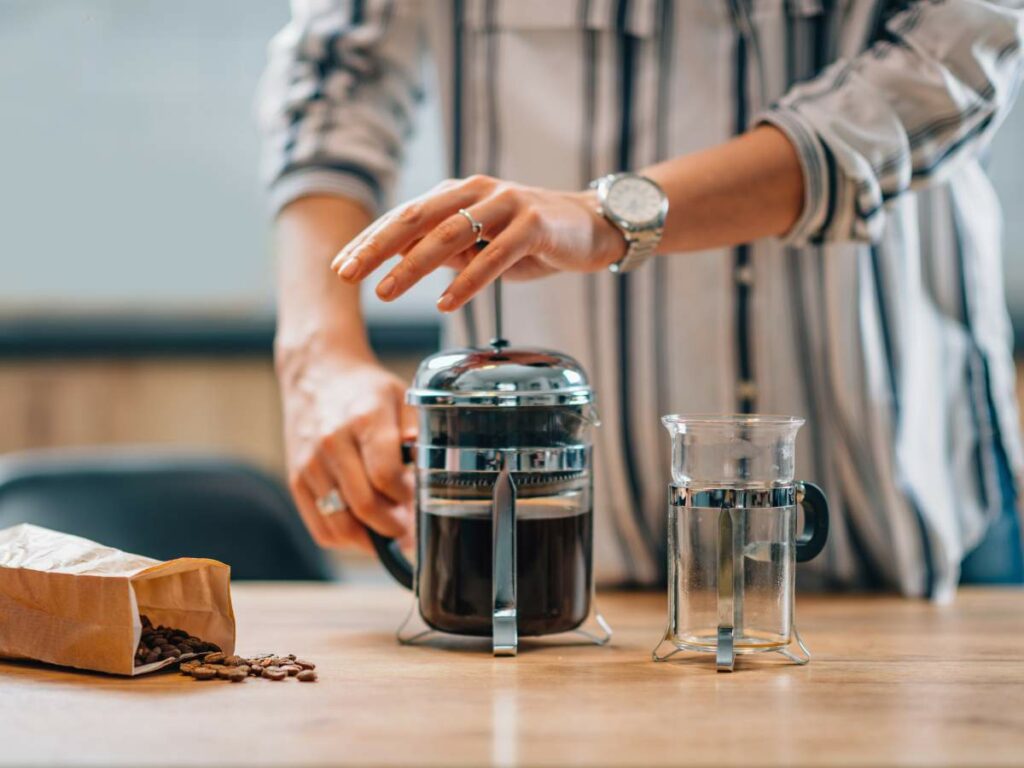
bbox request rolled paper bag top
[0,523,234,676]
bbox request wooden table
[2,585,1023,767]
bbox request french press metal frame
[369,425,612,657]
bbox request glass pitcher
[652,415,829,671]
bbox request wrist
[573,190,627,270]
[274,326,376,387]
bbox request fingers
[323,430,410,538]
[291,477,333,546]
[359,419,415,504]
[437,218,535,312]
[291,467,372,553]
[332,175,497,282]
[304,458,375,551]
[374,195,517,301]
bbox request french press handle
[367,444,417,590]
[795,481,829,563]
[367,447,521,655]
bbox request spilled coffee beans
[134,618,315,684]
[134,614,220,667]
[135,615,318,684]
[179,652,318,685]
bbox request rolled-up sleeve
[256,0,424,217]
[759,0,1024,245]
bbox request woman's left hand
[330,175,626,312]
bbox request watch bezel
[594,172,669,232]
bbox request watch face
[606,176,664,227]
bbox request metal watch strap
[609,228,663,274]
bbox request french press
[652,415,829,671]
[368,286,610,656]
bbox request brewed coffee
[418,499,592,636]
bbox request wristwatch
[590,172,668,273]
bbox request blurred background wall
[1,0,1023,477]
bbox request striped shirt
[258,0,1024,599]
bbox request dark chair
[0,448,333,581]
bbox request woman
[258,0,1024,598]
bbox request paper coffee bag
[0,523,234,675]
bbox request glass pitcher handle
[367,444,417,590]
[795,481,830,563]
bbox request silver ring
[315,489,347,517]
[457,208,485,244]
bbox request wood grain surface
[1,584,1022,767]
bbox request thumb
[399,400,418,444]
[397,398,418,502]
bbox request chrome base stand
[395,601,612,650]
[396,601,436,646]
[571,603,613,646]
[652,626,811,669]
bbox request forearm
[644,125,804,254]
[274,195,376,379]
[328,129,805,310]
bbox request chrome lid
[407,347,593,407]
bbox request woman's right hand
[278,352,417,552]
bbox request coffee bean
[144,649,161,665]
[283,665,301,677]
[223,655,246,667]
[227,668,248,683]
[249,665,263,677]
[294,659,315,671]
[191,666,217,680]
[216,667,233,680]
[297,670,317,683]
[140,615,153,630]
[264,668,287,681]
[204,652,226,665]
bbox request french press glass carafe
[369,342,611,656]
[653,415,829,671]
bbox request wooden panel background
[0,356,421,476]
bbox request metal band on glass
[407,389,593,407]
[416,445,590,473]
[669,485,797,509]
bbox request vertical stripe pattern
[258,0,1024,593]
